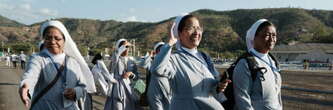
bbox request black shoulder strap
[268,53,279,68]
[200,51,211,66]
[239,52,266,81]
[244,54,258,81]
[30,56,67,110]
[199,51,218,76]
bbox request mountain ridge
[1,8,333,57]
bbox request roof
[295,50,333,61]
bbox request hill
[0,15,25,27]
[1,8,333,57]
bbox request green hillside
[1,8,333,58]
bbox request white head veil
[115,38,127,50]
[245,19,268,51]
[172,13,189,50]
[40,20,96,93]
[153,42,165,52]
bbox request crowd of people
[16,14,283,110]
[1,51,27,69]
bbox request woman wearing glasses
[19,20,95,110]
[150,14,230,110]
[232,19,282,110]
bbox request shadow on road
[0,83,18,86]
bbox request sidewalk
[0,61,107,110]
[0,61,25,110]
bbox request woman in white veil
[19,20,96,110]
[104,38,142,110]
[91,53,115,96]
[233,19,282,110]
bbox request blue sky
[0,0,331,25]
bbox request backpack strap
[242,52,267,81]
[200,51,218,76]
[244,56,259,81]
[268,53,279,69]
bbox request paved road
[1,60,332,110]
[0,62,25,110]
[0,61,107,110]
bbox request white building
[271,43,333,62]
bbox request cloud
[121,16,152,22]
[20,0,34,2]
[60,0,66,3]
[0,3,14,10]
[123,16,138,22]
[0,2,58,24]
[18,3,31,10]
[129,8,136,13]
[38,8,58,16]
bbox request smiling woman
[232,19,282,110]
[18,20,96,110]
[43,27,65,55]
[253,21,276,54]
[149,14,230,110]
[177,15,203,49]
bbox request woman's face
[179,17,203,49]
[121,49,129,56]
[119,41,129,56]
[253,25,277,53]
[44,27,65,54]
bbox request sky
[0,0,331,25]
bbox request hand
[150,50,155,56]
[124,41,132,47]
[109,78,118,83]
[217,79,232,92]
[168,22,178,46]
[19,83,30,108]
[122,71,133,79]
[64,88,76,101]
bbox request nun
[91,53,116,96]
[150,14,230,110]
[18,20,96,110]
[140,42,171,110]
[232,19,282,110]
[104,39,141,110]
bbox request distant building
[271,43,333,62]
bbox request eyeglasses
[184,26,203,33]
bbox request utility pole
[31,47,34,54]
[132,39,136,56]
[1,41,4,55]
[87,47,90,60]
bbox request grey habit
[21,50,87,110]
[150,44,225,110]
[104,49,140,110]
[233,49,282,110]
[140,55,171,110]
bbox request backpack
[221,52,279,110]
